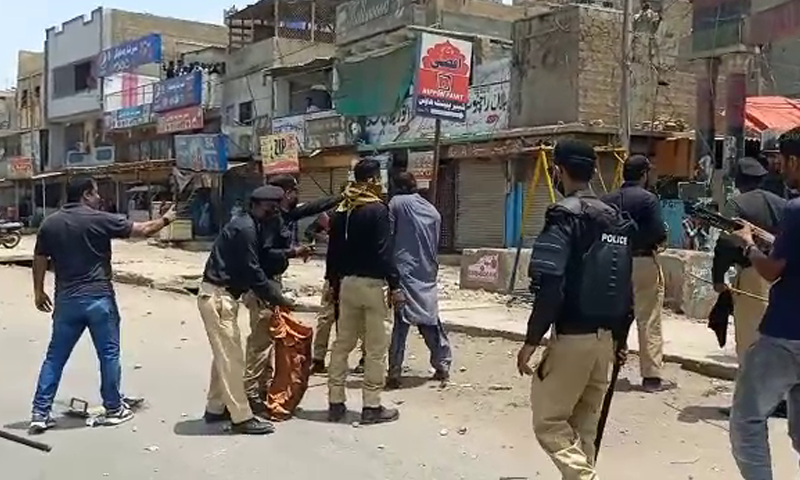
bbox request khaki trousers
[531,331,614,480]
[243,291,275,399]
[197,282,253,424]
[328,276,391,408]
[313,281,365,361]
[632,256,665,379]
[732,266,770,361]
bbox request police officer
[601,155,668,392]
[517,140,635,479]
[713,157,785,362]
[759,136,787,198]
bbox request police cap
[250,185,285,202]
[553,139,597,168]
[623,154,652,179]
[268,174,298,191]
[736,156,768,178]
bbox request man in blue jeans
[30,176,175,434]
[730,126,800,479]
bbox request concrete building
[44,8,228,170]
[15,51,46,171]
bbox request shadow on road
[293,407,361,424]
[173,419,231,436]
[4,416,86,432]
[678,405,729,424]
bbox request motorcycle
[0,222,23,249]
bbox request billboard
[104,104,154,130]
[153,71,203,113]
[174,134,228,172]
[156,106,204,134]
[7,157,34,179]
[413,32,472,122]
[260,133,300,175]
[96,34,162,78]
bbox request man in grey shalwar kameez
[386,173,452,389]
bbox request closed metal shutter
[330,167,350,194]
[455,159,506,250]
[436,161,458,251]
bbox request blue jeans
[31,295,123,416]
[730,335,800,480]
[388,309,452,379]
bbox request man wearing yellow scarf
[326,158,404,425]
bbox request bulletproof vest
[560,196,636,324]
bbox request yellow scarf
[335,182,383,213]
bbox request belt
[557,324,613,336]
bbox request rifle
[685,203,775,245]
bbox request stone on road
[0,266,797,479]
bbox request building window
[34,86,41,99]
[238,101,254,125]
[20,90,29,109]
[74,61,94,92]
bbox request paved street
[0,266,797,479]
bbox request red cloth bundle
[266,308,313,421]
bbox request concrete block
[659,249,716,320]
[460,248,531,293]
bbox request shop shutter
[436,161,458,251]
[330,167,350,194]
[455,159,506,250]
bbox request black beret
[553,139,596,167]
[250,185,285,202]
[736,156,768,178]
[267,174,298,191]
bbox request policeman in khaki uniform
[517,140,635,480]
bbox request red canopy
[745,96,800,134]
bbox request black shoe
[248,397,268,416]
[203,408,231,424]
[432,370,450,386]
[328,403,347,422]
[310,359,327,375]
[352,358,365,375]
[385,377,401,390]
[231,417,275,435]
[772,401,788,419]
[642,377,664,393]
[361,406,399,425]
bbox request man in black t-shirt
[29,176,175,434]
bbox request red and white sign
[407,150,434,189]
[467,254,499,283]
[156,106,204,134]
[7,156,34,179]
[414,33,472,122]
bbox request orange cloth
[266,308,313,421]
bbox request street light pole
[620,0,633,154]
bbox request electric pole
[620,0,633,154]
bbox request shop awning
[745,96,800,134]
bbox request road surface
[0,266,796,479]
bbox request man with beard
[386,172,452,389]
[601,155,669,392]
[198,185,292,435]
[729,127,800,479]
[326,158,403,425]
[241,174,341,414]
[29,176,176,433]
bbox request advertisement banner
[174,134,228,172]
[407,151,434,189]
[414,33,472,122]
[156,106,204,134]
[260,133,300,175]
[7,157,34,179]
[271,114,306,151]
[104,104,154,130]
[96,33,162,78]
[153,71,203,113]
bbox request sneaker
[328,403,347,423]
[310,359,327,375]
[352,358,365,375]
[104,406,135,426]
[248,397,268,416]
[361,406,399,425]
[203,408,231,424]
[231,417,275,435]
[28,413,56,434]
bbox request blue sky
[0,1,230,88]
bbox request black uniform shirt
[711,189,786,284]
[525,190,634,346]
[601,181,667,255]
[202,213,289,306]
[325,202,400,291]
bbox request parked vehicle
[0,222,23,249]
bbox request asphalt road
[0,266,796,479]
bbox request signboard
[414,33,472,122]
[96,33,162,78]
[271,114,306,151]
[335,0,414,46]
[305,111,349,149]
[407,151,434,189]
[153,71,203,113]
[7,157,34,179]
[156,106,204,134]
[466,254,499,283]
[364,59,509,146]
[174,134,228,172]
[260,133,300,175]
[104,104,154,130]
